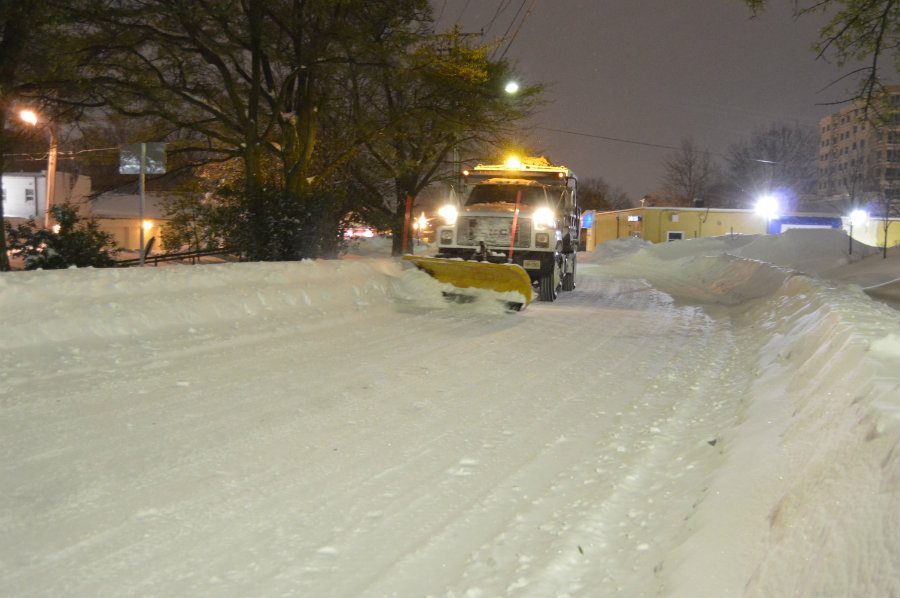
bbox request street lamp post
[19,110,58,229]
[848,209,869,255]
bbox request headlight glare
[438,204,458,225]
[532,207,556,230]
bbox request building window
[667,231,684,242]
[25,188,35,202]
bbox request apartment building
[818,85,900,215]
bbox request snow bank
[580,236,653,262]
[585,232,900,596]
[671,272,900,596]
[727,228,878,274]
[0,259,444,354]
[590,229,871,273]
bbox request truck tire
[539,256,561,302]
[562,253,576,291]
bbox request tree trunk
[391,188,414,256]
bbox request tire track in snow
[3,263,752,598]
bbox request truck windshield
[466,184,547,206]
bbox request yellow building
[585,207,900,250]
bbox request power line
[6,146,118,159]
[454,0,473,25]
[493,0,527,59]
[534,126,728,159]
[498,0,539,61]
[484,0,513,37]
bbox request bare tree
[578,177,632,211]
[659,137,723,206]
[725,122,819,209]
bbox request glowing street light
[504,80,520,95]
[18,109,58,229]
[755,194,779,234]
[19,110,37,126]
[849,209,869,227]
[412,212,427,244]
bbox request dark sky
[435,1,847,200]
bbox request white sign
[119,143,166,175]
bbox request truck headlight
[440,229,454,244]
[438,204,458,226]
[532,207,556,230]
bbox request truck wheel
[562,254,576,291]
[539,257,560,302]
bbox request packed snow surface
[2,229,899,597]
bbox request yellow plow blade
[403,255,533,308]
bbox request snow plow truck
[405,156,579,310]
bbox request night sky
[435,1,847,200]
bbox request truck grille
[457,216,531,248]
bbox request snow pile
[726,228,878,274]
[0,259,447,359]
[581,230,900,595]
[668,270,900,597]
[580,236,653,262]
[343,236,437,258]
[342,234,394,257]
[591,229,868,274]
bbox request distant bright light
[142,219,153,232]
[19,110,38,126]
[755,194,779,219]
[504,155,523,170]
[52,224,61,234]
[504,81,520,94]
[849,209,869,227]
[344,227,375,238]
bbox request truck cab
[434,157,579,301]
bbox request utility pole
[44,125,57,229]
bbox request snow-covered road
[2,231,899,597]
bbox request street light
[848,209,868,255]
[18,109,58,229]
[412,212,427,245]
[755,194,779,234]
[504,80,520,95]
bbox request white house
[1,171,92,221]
[2,172,174,253]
